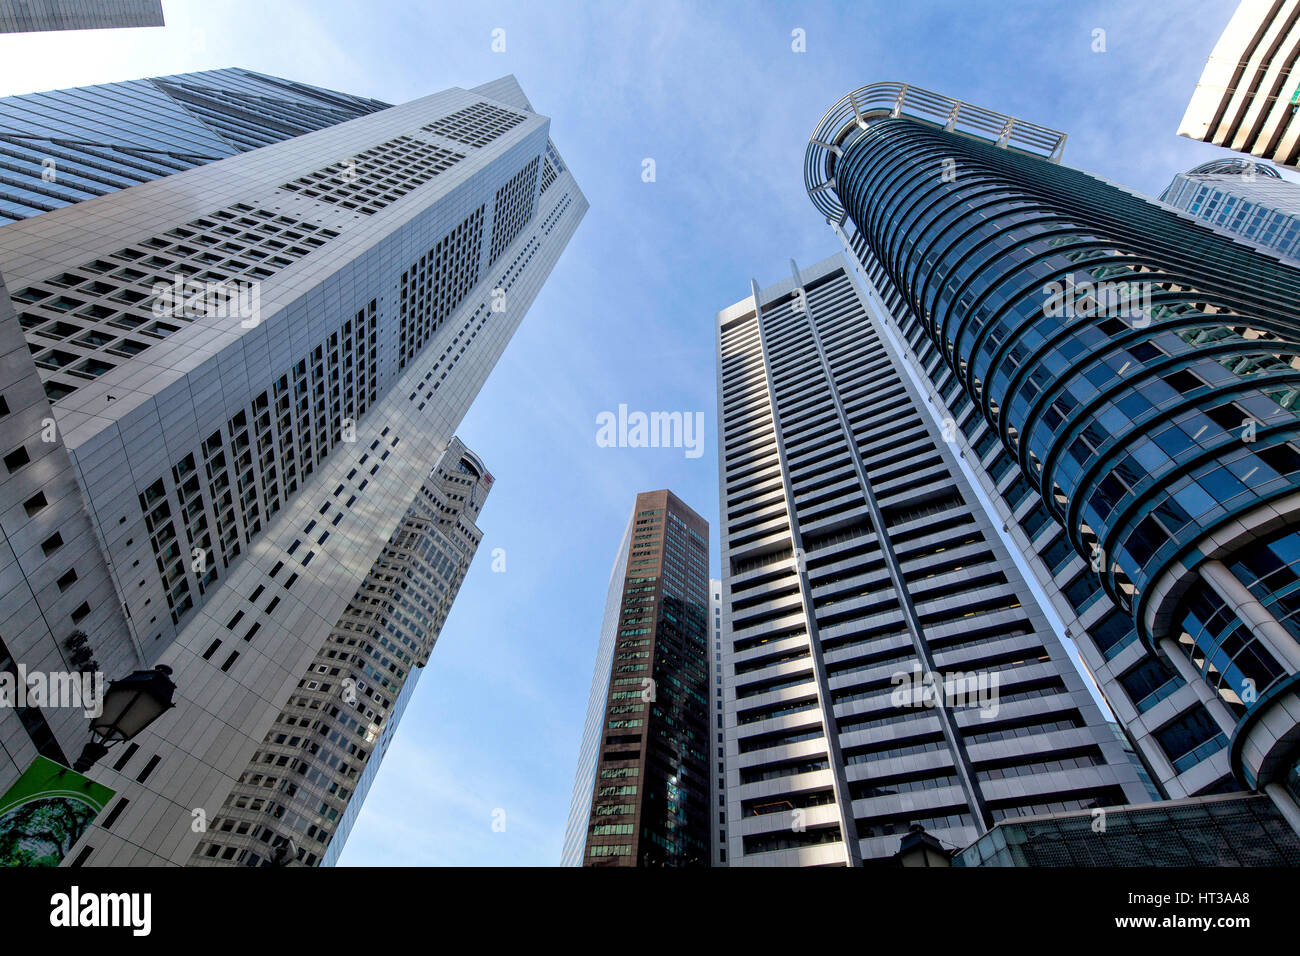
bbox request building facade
[954,791,1300,866]
[714,253,1152,867]
[0,68,390,225]
[709,577,727,865]
[805,81,1300,833]
[562,490,711,866]
[0,71,585,865]
[0,0,164,34]
[1160,158,1300,262]
[189,438,492,867]
[1177,0,1300,169]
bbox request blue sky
[0,0,1254,865]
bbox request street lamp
[268,836,298,867]
[72,665,177,772]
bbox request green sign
[0,756,115,867]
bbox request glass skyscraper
[1160,158,1300,262]
[805,81,1300,833]
[562,490,711,866]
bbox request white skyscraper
[714,254,1152,866]
[0,72,585,866]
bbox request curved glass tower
[806,82,1300,830]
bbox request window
[4,446,30,472]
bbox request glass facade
[831,118,1300,625]
[954,793,1300,866]
[0,68,390,223]
[805,82,1300,821]
[565,491,711,866]
[1160,159,1300,262]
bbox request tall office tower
[1160,158,1300,261]
[0,0,164,34]
[709,577,727,864]
[805,81,1300,833]
[0,71,585,865]
[1178,0,1300,169]
[190,438,492,867]
[0,68,390,224]
[714,253,1151,867]
[561,490,710,867]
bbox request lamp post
[72,665,177,772]
[268,836,299,867]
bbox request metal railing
[804,81,1069,221]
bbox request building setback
[0,71,585,865]
[562,490,710,866]
[714,253,1151,867]
[1177,0,1300,169]
[805,80,1300,832]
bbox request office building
[709,577,726,865]
[1160,158,1300,261]
[562,490,710,866]
[0,70,585,865]
[804,80,1300,832]
[0,68,389,225]
[0,0,164,34]
[714,253,1152,866]
[1177,0,1300,168]
[190,437,492,867]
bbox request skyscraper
[805,80,1300,833]
[0,0,164,34]
[714,253,1151,867]
[709,576,727,865]
[562,490,710,866]
[1160,158,1300,261]
[190,437,493,867]
[0,70,585,865]
[1177,0,1300,169]
[0,68,390,225]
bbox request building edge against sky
[191,437,494,867]
[714,253,1152,866]
[1159,158,1300,264]
[0,70,586,865]
[805,80,1300,836]
[1177,0,1300,170]
[562,490,710,866]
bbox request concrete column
[1200,559,1300,672]
[1159,636,1239,735]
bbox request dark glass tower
[806,83,1300,833]
[562,490,711,866]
